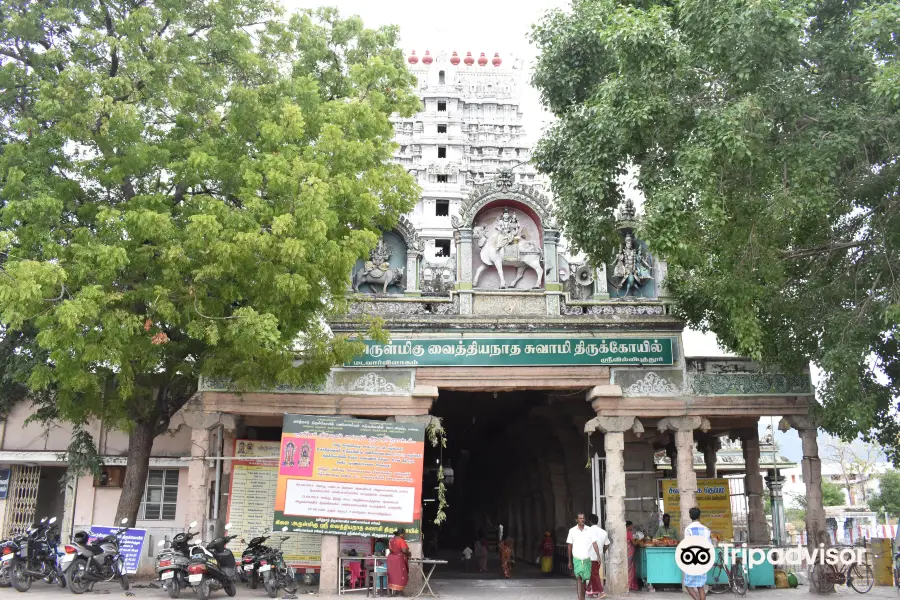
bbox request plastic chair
[348,562,367,589]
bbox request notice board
[661,478,735,540]
[274,415,426,541]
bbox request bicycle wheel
[708,564,730,594]
[731,565,748,596]
[849,563,874,594]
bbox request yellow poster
[661,478,734,540]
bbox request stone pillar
[739,430,769,544]
[319,534,340,594]
[701,437,720,478]
[543,229,561,314]
[407,540,424,592]
[665,442,678,482]
[405,248,420,295]
[659,417,709,535]
[455,228,473,314]
[593,264,610,299]
[785,417,827,560]
[584,415,643,596]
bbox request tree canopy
[791,480,845,508]
[0,0,419,520]
[531,0,900,459]
[869,469,900,516]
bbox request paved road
[1,578,899,600]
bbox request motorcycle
[61,518,130,594]
[155,520,198,599]
[9,517,68,592]
[258,527,297,599]
[187,523,238,600]
[0,535,28,588]
[239,534,273,589]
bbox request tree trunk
[115,420,155,526]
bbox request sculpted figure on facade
[352,238,405,294]
[610,234,653,297]
[473,208,543,289]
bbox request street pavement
[1,579,898,600]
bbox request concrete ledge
[587,384,623,400]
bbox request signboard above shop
[346,337,676,368]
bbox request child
[462,545,473,572]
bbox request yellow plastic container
[870,538,893,586]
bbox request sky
[281,0,879,467]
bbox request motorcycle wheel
[264,574,276,598]
[0,563,11,588]
[165,577,181,599]
[224,579,237,597]
[67,558,90,595]
[11,560,33,592]
[116,558,129,590]
[249,571,258,589]
[196,578,211,600]
[282,567,298,594]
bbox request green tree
[531,1,900,459]
[869,470,900,516]
[792,481,846,508]
[0,1,419,523]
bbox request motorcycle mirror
[189,521,198,528]
[49,517,57,525]
[241,539,246,544]
[121,518,129,525]
[281,527,288,532]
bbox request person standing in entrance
[540,531,555,575]
[683,508,711,600]
[567,513,601,600]
[586,514,609,598]
[500,536,514,578]
[387,529,411,597]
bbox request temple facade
[0,49,827,594]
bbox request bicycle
[808,547,873,594]
[708,546,748,596]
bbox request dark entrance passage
[423,390,596,580]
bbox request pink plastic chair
[348,562,367,589]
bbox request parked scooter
[0,535,29,588]
[239,534,273,589]
[9,517,67,592]
[155,521,199,598]
[61,518,130,594]
[186,524,238,600]
[258,527,297,599]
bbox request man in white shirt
[567,513,601,600]
[587,514,609,598]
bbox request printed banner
[661,478,734,541]
[346,337,675,367]
[0,469,10,500]
[274,415,426,541]
[226,440,323,568]
[89,526,147,574]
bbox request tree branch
[781,240,870,260]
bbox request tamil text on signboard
[89,526,146,574]
[274,415,426,541]
[661,478,735,540]
[346,337,675,368]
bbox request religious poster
[661,478,735,540]
[274,415,426,541]
[226,439,323,568]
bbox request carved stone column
[585,416,643,595]
[543,229,561,314]
[659,417,709,535]
[738,429,769,544]
[785,416,828,559]
[454,228,473,314]
[766,473,786,546]
[319,534,340,593]
[405,248,420,295]
[593,264,610,300]
[701,437,720,478]
[655,259,670,300]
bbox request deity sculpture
[610,234,653,297]
[473,208,543,289]
[352,238,405,294]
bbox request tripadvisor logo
[675,536,866,575]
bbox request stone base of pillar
[319,535,340,594]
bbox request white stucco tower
[393,49,545,265]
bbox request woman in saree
[387,529,411,596]
[540,531,554,575]
[499,537,514,579]
[626,521,639,591]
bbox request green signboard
[346,337,675,368]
